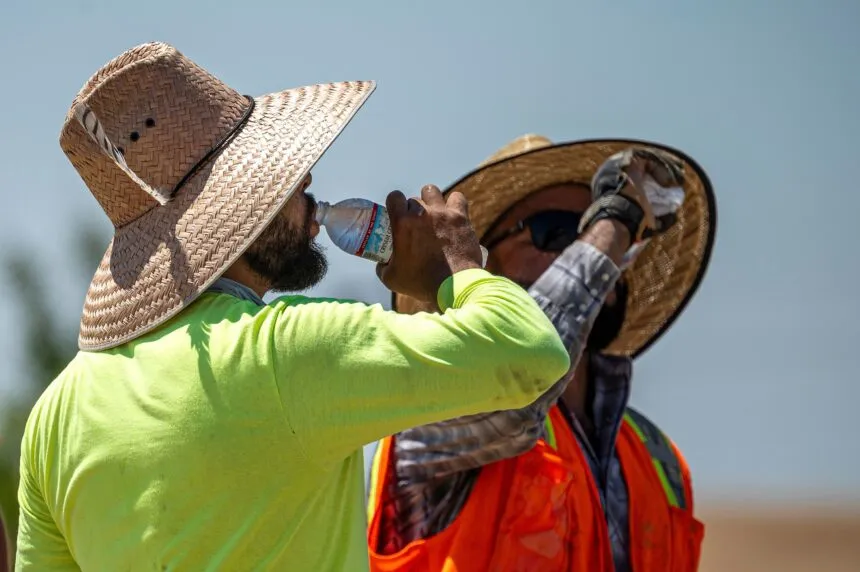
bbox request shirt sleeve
[394,241,622,481]
[267,268,571,467]
[15,437,79,570]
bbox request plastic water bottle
[593,149,687,272]
[315,198,488,266]
[315,198,394,263]
[618,174,686,271]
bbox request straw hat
[60,42,375,351]
[394,135,717,358]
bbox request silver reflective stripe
[624,407,687,510]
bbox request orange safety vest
[367,406,704,572]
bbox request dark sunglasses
[484,210,583,252]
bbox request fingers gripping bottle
[315,198,488,265]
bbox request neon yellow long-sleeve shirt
[16,269,569,571]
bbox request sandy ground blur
[697,503,860,572]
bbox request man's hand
[589,147,686,241]
[612,152,658,235]
[580,147,685,265]
[377,185,484,304]
[619,147,686,236]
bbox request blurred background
[1,1,858,570]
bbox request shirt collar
[560,352,632,462]
[206,277,266,306]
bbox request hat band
[74,95,256,207]
[169,95,256,200]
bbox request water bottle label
[355,203,393,263]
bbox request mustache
[304,192,318,231]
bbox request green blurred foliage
[0,224,108,565]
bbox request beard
[586,280,628,352]
[243,193,328,293]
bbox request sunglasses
[484,210,583,252]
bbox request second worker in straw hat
[367,135,717,572]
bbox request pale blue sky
[0,0,857,502]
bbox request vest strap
[543,416,558,450]
[623,407,687,510]
[367,440,387,523]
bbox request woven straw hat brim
[73,82,375,351]
[394,138,717,359]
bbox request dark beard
[243,195,328,293]
[587,280,628,352]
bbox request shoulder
[624,407,694,510]
[176,293,372,338]
[21,356,84,448]
[188,292,366,318]
[624,407,674,446]
[268,294,366,308]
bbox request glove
[580,147,686,241]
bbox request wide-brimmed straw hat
[60,42,375,351]
[394,135,717,358]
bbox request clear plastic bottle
[315,198,488,266]
[315,198,394,263]
[618,174,686,271]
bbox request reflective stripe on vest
[544,407,687,510]
[367,441,387,524]
[542,416,557,449]
[623,407,687,510]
